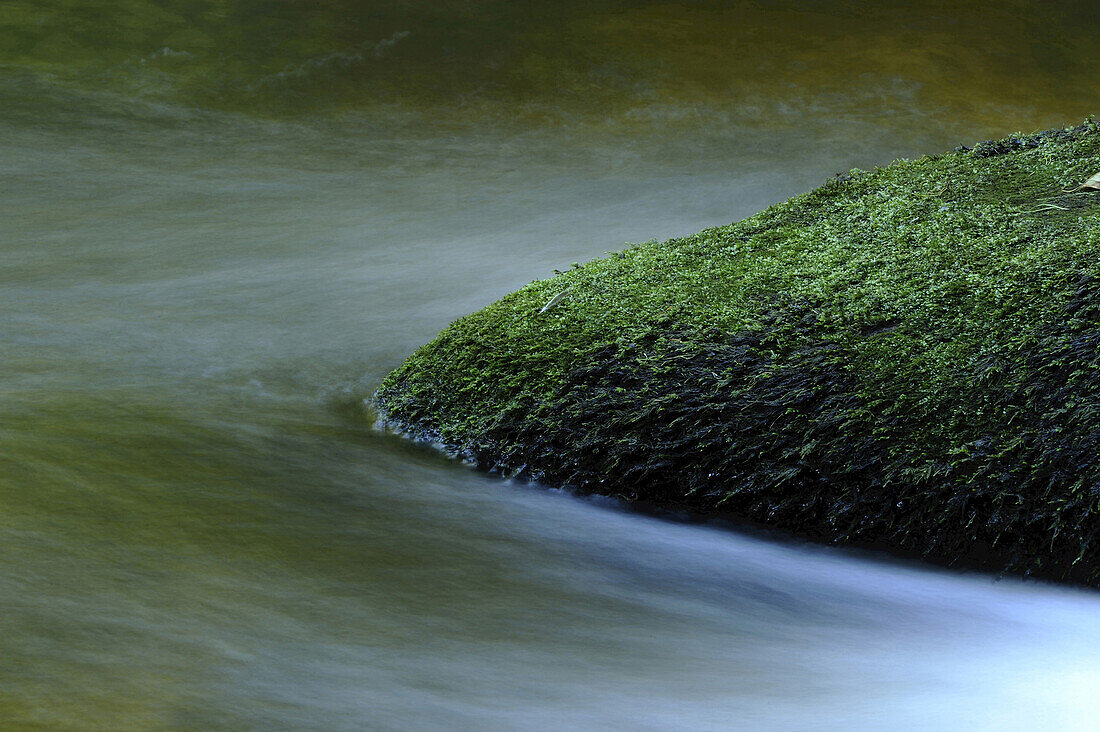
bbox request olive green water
[2,2,1099,729]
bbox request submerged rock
[375,120,1100,587]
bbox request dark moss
[376,120,1100,586]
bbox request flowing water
[2,2,1099,729]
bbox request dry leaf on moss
[1065,171,1100,192]
[538,289,571,314]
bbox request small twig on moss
[1023,203,1070,213]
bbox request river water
[2,2,1099,729]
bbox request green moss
[376,121,1100,586]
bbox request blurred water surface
[2,2,1099,729]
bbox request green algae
[376,121,1100,586]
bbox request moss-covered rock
[375,121,1100,586]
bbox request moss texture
[376,121,1100,586]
